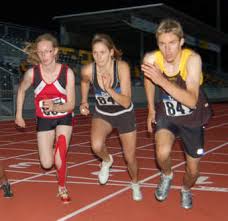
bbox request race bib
[163,99,193,117]
[95,92,118,106]
[39,97,67,117]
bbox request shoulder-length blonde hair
[24,33,59,65]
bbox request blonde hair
[156,18,184,40]
[91,33,122,60]
[24,33,58,65]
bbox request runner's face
[36,40,57,65]
[157,32,183,63]
[92,42,113,67]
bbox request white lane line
[57,142,228,221]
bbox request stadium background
[0,1,228,119]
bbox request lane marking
[58,142,228,221]
[91,168,126,176]
[196,176,213,185]
[9,162,40,169]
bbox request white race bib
[163,99,193,117]
[95,92,118,106]
[39,97,68,117]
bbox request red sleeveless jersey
[33,64,71,119]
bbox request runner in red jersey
[15,33,76,203]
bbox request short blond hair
[156,18,184,40]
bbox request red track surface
[0,103,227,221]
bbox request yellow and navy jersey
[153,49,211,127]
[154,48,203,85]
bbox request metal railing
[0,66,17,119]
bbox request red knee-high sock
[54,135,67,187]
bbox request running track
[0,103,227,221]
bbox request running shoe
[155,172,173,201]
[98,154,113,185]
[57,186,71,204]
[1,182,13,198]
[181,189,192,209]
[131,182,143,201]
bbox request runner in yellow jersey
[142,18,212,209]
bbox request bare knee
[40,158,53,169]
[156,145,171,161]
[155,130,174,161]
[186,165,199,179]
[91,140,104,154]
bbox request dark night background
[1,0,228,70]
[0,0,227,33]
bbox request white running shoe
[131,182,143,201]
[98,154,113,184]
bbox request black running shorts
[156,118,204,158]
[93,109,136,134]
[36,114,73,132]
